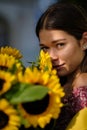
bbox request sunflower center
[0,79,5,90]
[22,94,49,115]
[0,66,8,70]
[0,110,9,129]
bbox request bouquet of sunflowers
[0,46,65,130]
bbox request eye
[40,46,49,52]
[56,43,65,48]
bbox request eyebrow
[51,39,66,44]
[40,38,66,46]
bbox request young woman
[36,2,87,130]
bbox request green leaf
[4,83,20,99]
[44,66,49,71]
[7,83,49,104]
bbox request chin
[57,71,68,77]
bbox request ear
[81,32,87,50]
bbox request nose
[49,49,58,61]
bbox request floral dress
[54,86,87,130]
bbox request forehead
[39,29,75,43]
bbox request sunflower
[0,70,15,95]
[18,67,65,128]
[0,54,23,72]
[39,50,52,72]
[0,46,22,59]
[0,99,20,130]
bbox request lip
[53,64,65,70]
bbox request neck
[59,68,81,86]
[67,69,81,84]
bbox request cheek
[60,44,81,62]
[59,49,73,61]
[60,47,80,65]
[63,49,83,71]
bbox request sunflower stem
[51,119,57,130]
[36,127,41,130]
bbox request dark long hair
[36,2,87,73]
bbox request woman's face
[39,30,85,77]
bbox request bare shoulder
[73,73,87,88]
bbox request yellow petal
[10,115,20,122]
[0,99,9,109]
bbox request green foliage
[5,83,49,104]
